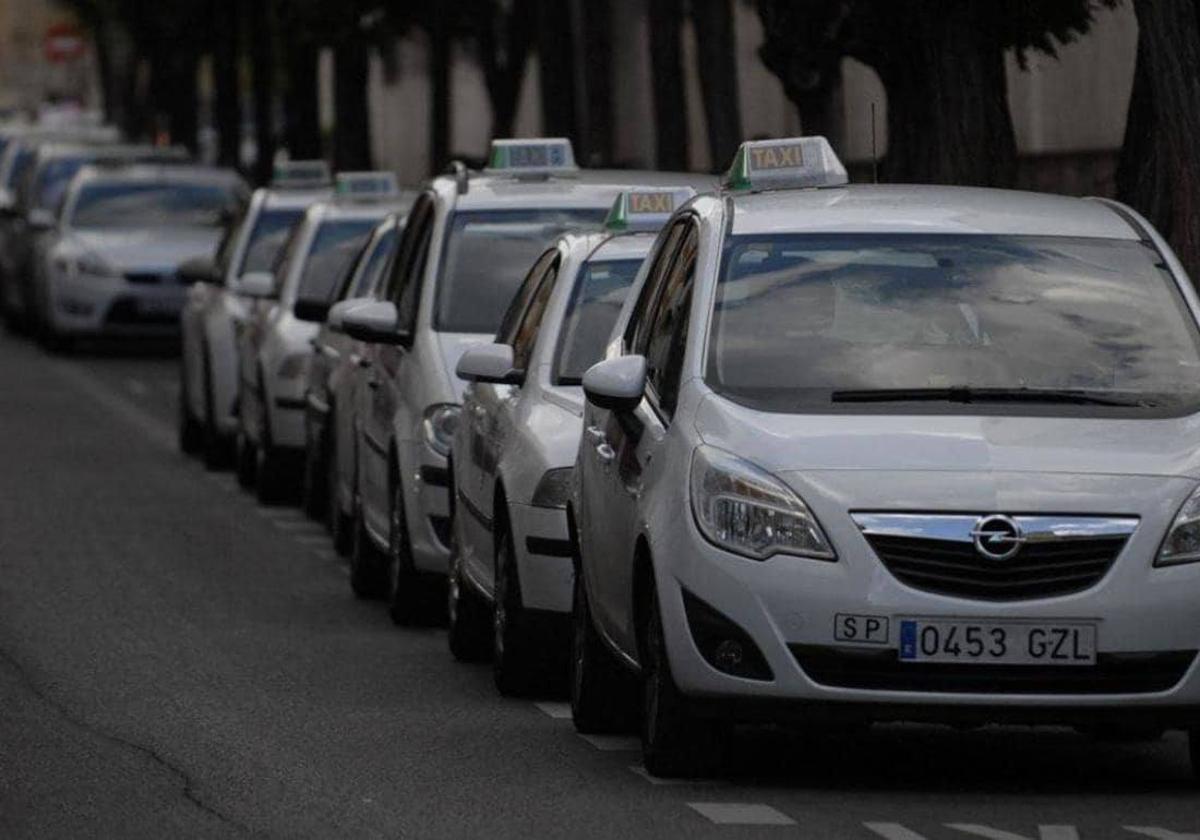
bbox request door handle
[585,425,606,445]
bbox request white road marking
[687,803,794,826]
[628,765,722,787]
[534,701,571,719]
[948,825,1079,840]
[294,534,331,545]
[124,377,148,396]
[576,733,640,751]
[1125,830,1200,840]
[865,824,932,840]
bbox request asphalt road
[0,329,1197,839]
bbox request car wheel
[640,583,727,779]
[178,360,203,456]
[301,423,327,520]
[493,519,545,696]
[447,538,491,662]
[255,422,288,506]
[570,571,637,734]
[387,481,424,625]
[200,353,230,470]
[327,430,353,556]
[235,427,256,489]
[349,503,387,599]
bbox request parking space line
[865,825,932,840]
[628,765,723,787]
[577,733,640,751]
[687,803,794,826]
[534,701,571,719]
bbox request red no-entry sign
[44,22,86,63]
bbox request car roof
[75,163,244,187]
[447,170,716,212]
[727,184,1137,240]
[307,190,418,222]
[259,185,333,210]
[589,231,658,262]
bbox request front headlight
[690,445,835,561]
[531,467,573,509]
[423,404,461,458]
[1157,487,1200,566]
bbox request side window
[213,205,246,278]
[496,249,557,345]
[510,259,560,372]
[626,220,687,353]
[389,194,436,332]
[643,224,698,418]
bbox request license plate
[898,618,1096,665]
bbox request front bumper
[48,270,185,338]
[508,502,574,613]
[652,488,1200,720]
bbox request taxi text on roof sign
[335,171,400,201]
[605,187,696,232]
[271,160,331,188]
[723,136,848,192]
[485,138,578,176]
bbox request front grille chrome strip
[851,513,1138,543]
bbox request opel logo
[970,514,1025,561]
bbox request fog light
[680,589,773,681]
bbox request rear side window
[294,218,378,301]
[553,258,642,384]
[240,207,306,275]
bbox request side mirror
[342,300,410,345]
[178,255,217,285]
[327,297,371,334]
[293,297,331,323]
[582,355,647,413]
[238,271,276,299]
[456,343,521,385]
[28,208,55,230]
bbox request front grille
[791,645,1195,695]
[863,533,1128,601]
[125,272,172,285]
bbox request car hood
[693,392,1200,481]
[434,331,492,402]
[72,227,221,273]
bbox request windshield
[348,225,399,299]
[240,207,305,274]
[435,208,607,333]
[706,233,1200,413]
[71,181,240,229]
[555,258,642,384]
[295,218,377,301]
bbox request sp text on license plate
[898,619,1096,665]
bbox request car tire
[178,360,203,456]
[493,519,544,696]
[349,504,388,600]
[301,424,328,521]
[200,353,230,470]
[640,583,727,779]
[570,572,638,734]
[235,427,256,489]
[255,426,289,506]
[328,430,353,556]
[387,481,442,626]
[447,540,491,662]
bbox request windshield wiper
[829,386,1156,408]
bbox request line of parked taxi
[13,121,1192,780]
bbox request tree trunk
[580,0,614,166]
[480,0,535,141]
[429,14,451,174]
[247,0,276,185]
[872,8,1016,186]
[333,40,372,170]
[647,0,688,170]
[167,52,200,153]
[690,0,741,172]
[90,19,117,126]
[1117,0,1200,284]
[212,0,241,167]
[284,39,322,161]
[536,0,577,139]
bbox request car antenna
[870,102,879,184]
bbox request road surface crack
[0,644,258,837]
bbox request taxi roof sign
[271,160,331,188]
[485,138,577,177]
[335,171,401,201]
[722,136,848,192]
[604,187,695,232]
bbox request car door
[359,194,435,540]
[463,250,561,589]
[581,219,690,646]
